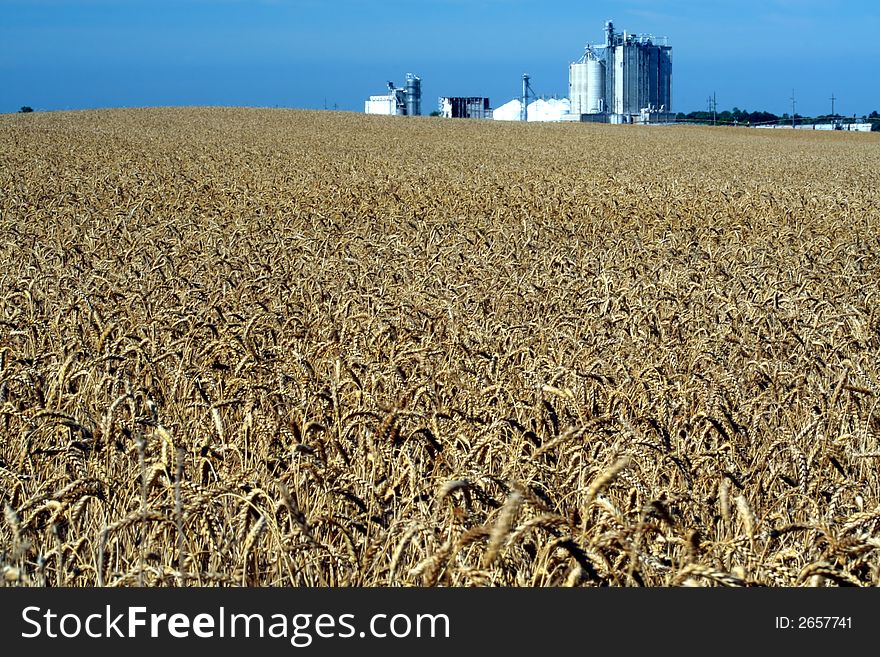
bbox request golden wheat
[0,107,879,586]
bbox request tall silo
[405,73,422,116]
[657,45,672,110]
[569,59,589,115]
[603,40,615,115]
[613,43,626,115]
[586,58,605,113]
[613,37,648,115]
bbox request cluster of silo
[364,74,422,116]
[362,21,671,125]
[569,21,672,123]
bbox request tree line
[674,108,880,130]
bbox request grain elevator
[569,21,672,123]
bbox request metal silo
[657,45,672,111]
[405,73,421,116]
[586,58,605,113]
[568,21,671,122]
[569,60,589,115]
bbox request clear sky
[1,0,878,117]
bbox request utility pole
[790,89,796,128]
[829,92,836,118]
[707,93,717,125]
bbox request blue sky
[1,0,877,116]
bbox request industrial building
[569,20,672,123]
[490,21,672,124]
[756,122,872,132]
[493,74,573,122]
[362,20,674,125]
[364,73,422,116]
[493,98,571,122]
[440,97,491,119]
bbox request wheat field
[1,107,879,587]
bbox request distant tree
[19,106,34,113]
[429,110,441,117]
[749,110,778,125]
[685,111,712,124]
[732,108,749,124]
[677,107,781,126]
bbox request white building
[365,94,400,116]
[364,75,421,116]
[756,122,872,132]
[810,122,872,132]
[492,98,572,122]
